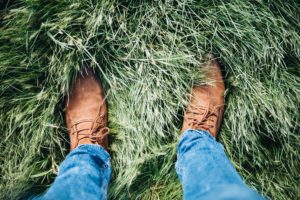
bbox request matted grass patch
[0,0,299,199]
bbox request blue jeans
[37,129,264,200]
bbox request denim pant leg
[175,129,265,200]
[38,144,111,200]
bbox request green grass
[0,0,299,199]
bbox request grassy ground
[0,0,299,199]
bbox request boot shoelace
[70,114,109,149]
[186,105,221,132]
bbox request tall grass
[0,0,299,199]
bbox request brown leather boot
[65,69,109,151]
[182,58,225,138]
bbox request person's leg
[39,144,111,200]
[176,129,264,200]
[178,58,264,199]
[35,69,111,200]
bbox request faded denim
[175,129,265,200]
[37,129,265,200]
[38,144,111,200]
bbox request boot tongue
[205,107,222,136]
[69,119,92,149]
[71,119,94,134]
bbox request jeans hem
[69,144,111,166]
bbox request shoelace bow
[70,114,109,148]
[186,105,221,132]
